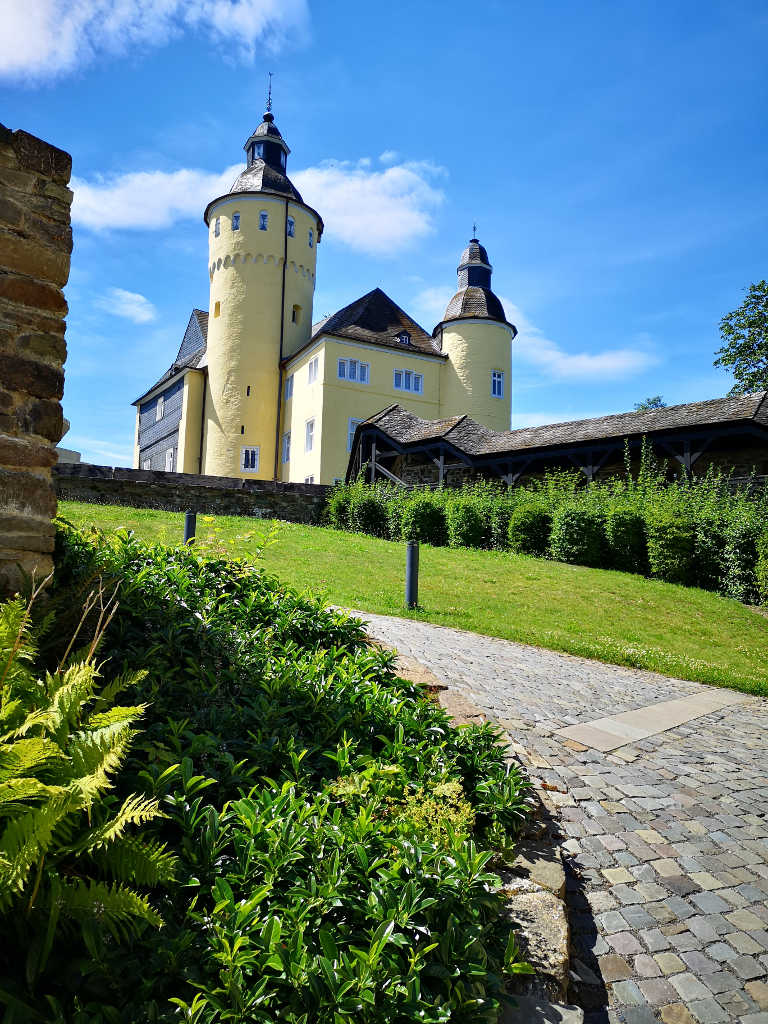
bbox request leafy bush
[604,506,647,575]
[721,511,763,603]
[507,504,553,558]
[0,585,175,1015]
[549,503,606,568]
[446,496,485,548]
[39,525,533,1022]
[327,485,352,530]
[756,531,768,605]
[349,487,389,537]
[694,512,727,591]
[646,507,697,585]
[400,492,447,545]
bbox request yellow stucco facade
[438,319,514,433]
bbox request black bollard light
[184,510,196,545]
[405,540,419,608]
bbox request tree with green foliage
[634,395,666,410]
[714,280,768,394]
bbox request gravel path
[355,611,768,1024]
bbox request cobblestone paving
[356,611,768,1024]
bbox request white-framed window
[281,432,291,464]
[393,369,423,394]
[155,394,164,421]
[142,459,150,470]
[308,228,314,248]
[304,475,315,484]
[308,357,319,384]
[287,216,295,237]
[305,418,315,452]
[232,212,240,231]
[214,216,220,237]
[285,374,294,399]
[348,417,362,452]
[165,448,174,472]
[491,370,504,398]
[259,210,268,231]
[241,446,260,472]
[337,358,369,384]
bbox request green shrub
[756,531,768,605]
[507,503,553,557]
[721,512,763,603]
[446,496,485,548]
[349,487,389,537]
[489,495,515,549]
[326,485,352,530]
[694,513,726,591]
[646,506,697,585]
[400,492,447,545]
[604,506,647,574]
[549,503,606,568]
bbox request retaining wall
[54,463,330,523]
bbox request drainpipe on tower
[273,197,289,482]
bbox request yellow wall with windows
[202,195,320,480]
[438,320,513,433]
[177,370,205,474]
[281,336,444,484]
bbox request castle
[132,106,517,485]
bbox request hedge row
[327,474,768,604]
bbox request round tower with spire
[435,236,516,432]
[201,99,323,479]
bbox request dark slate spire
[440,236,514,329]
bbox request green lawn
[58,501,768,696]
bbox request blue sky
[2,0,767,465]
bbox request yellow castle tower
[201,103,323,480]
[435,237,516,432]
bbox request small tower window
[491,370,504,398]
[397,331,411,345]
[241,425,245,434]
[308,228,314,248]
[246,385,251,396]
[279,150,286,169]
[259,211,268,231]
[287,216,295,237]
[232,212,240,231]
[214,301,221,318]
[214,216,220,237]
[253,142,263,161]
[292,304,301,324]
[241,446,260,472]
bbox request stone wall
[0,125,72,595]
[54,463,330,523]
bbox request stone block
[9,128,71,183]
[512,842,566,898]
[0,229,71,286]
[500,996,584,1023]
[0,352,64,400]
[0,435,57,468]
[16,331,67,364]
[0,271,67,315]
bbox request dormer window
[397,331,411,345]
[259,211,268,231]
[232,212,240,231]
[287,216,295,237]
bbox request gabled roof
[359,392,768,458]
[304,287,445,360]
[132,309,208,405]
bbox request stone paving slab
[355,611,768,1024]
[556,691,748,752]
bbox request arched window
[308,228,314,248]
[232,212,240,231]
[214,216,220,237]
[259,211,268,231]
[292,304,301,324]
[287,216,295,237]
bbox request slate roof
[298,287,446,361]
[459,238,490,267]
[228,162,304,204]
[361,392,768,458]
[132,309,208,405]
[443,286,508,324]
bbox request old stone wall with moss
[0,124,72,594]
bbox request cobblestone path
[356,611,768,1024]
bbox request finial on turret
[266,71,274,113]
[472,221,477,238]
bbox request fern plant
[0,584,175,1011]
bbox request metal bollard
[184,510,196,545]
[405,540,419,608]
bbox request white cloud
[95,287,157,324]
[293,160,445,256]
[379,150,399,165]
[72,164,241,230]
[0,0,308,81]
[66,436,134,466]
[73,157,446,256]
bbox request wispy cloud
[95,287,158,324]
[65,436,134,467]
[72,157,446,257]
[0,0,309,81]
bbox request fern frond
[56,878,163,939]
[93,669,147,709]
[0,737,65,785]
[0,793,78,896]
[76,794,164,855]
[45,664,97,742]
[0,778,67,814]
[0,706,60,741]
[0,599,37,703]
[84,703,147,733]
[90,835,177,886]
[69,723,138,802]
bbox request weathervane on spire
[266,71,274,113]
[472,221,477,238]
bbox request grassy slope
[58,502,768,695]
